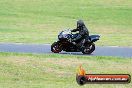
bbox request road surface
[0,43,131,58]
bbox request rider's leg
[72,34,82,42]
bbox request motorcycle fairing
[89,35,100,42]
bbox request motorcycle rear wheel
[51,42,62,53]
[82,43,95,54]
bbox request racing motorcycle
[51,29,100,54]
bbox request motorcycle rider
[71,20,89,49]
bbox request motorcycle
[51,29,100,54]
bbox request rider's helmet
[77,20,85,28]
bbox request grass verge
[0,52,131,88]
[0,0,132,46]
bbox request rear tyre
[51,42,62,53]
[82,43,95,54]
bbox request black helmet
[77,20,85,27]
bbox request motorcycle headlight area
[63,34,69,39]
[58,35,63,39]
[58,34,71,39]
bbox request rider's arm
[71,28,79,32]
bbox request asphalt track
[0,43,131,58]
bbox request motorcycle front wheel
[51,42,62,53]
[82,43,95,54]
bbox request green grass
[0,52,131,88]
[0,0,132,46]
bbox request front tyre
[82,43,95,54]
[51,42,62,53]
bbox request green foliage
[0,0,132,46]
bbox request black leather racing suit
[71,20,89,49]
[71,24,89,42]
